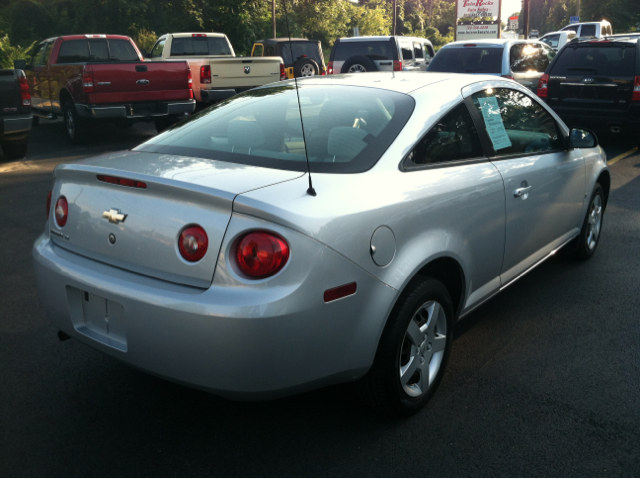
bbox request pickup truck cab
[20,34,196,143]
[147,33,285,104]
[0,69,32,160]
[561,21,613,38]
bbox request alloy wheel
[586,194,603,250]
[300,64,316,77]
[347,64,367,73]
[399,300,447,397]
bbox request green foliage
[0,34,36,69]
[131,27,157,53]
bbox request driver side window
[150,39,165,58]
[30,43,45,68]
[470,88,564,157]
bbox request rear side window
[581,24,597,37]
[428,47,503,73]
[551,45,636,76]
[541,35,559,49]
[401,43,413,60]
[58,40,90,63]
[252,44,264,56]
[170,37,232,56]
[510,44,552,72]
[150,39,165,58]
[404,103,484,168]
[414,43,424,59]
[334,40,394,61]
[137,84,415,174]
[470,88,564,156]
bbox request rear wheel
[294,58,319,77]
[0,138,28,160]
[63,101,89,145]
[357,276,454,416]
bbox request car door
[464,84,585,285]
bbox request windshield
[428,47,503,73]
[136,84,415,173]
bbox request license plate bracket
[72,289,127,351]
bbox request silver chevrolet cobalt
[33,73,609,415]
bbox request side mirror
[13,59,27,70]
[569,128,598,148]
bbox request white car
[561,20,612,38]
[539,31,577,51]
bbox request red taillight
[280,63,286,81]
[192,34,206,38]
[324,282,357,303]
[187,67,194,99]
[501,74,515,80]
[97,175,147,189]
[200,65,211,84]
[178,226,208,262]
[18,72,31,106]
[55,196,68,227]
[327,61,334,74]
[82,70,94,93]
[393,60,403,71]
[633,76,640,102]
[537,74,549,98]
[236,231,289,279]
[463,44,477,47]
[46,191,52,217]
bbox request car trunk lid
[49,151,302,288]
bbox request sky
[502,0,523,18]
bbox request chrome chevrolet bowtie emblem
[102,209,127,224]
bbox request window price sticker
[478,96,512,151]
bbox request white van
[561,20,612,38]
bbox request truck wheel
[0,138,28,160]
[63,102,88,145]
[294,58,319,77]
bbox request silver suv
[328,36,435,74]
[428,39,556,91]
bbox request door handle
[514,186,532,198]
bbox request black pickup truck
[0,69,32,159]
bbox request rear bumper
[32,218,396,400]
[1,114,32,137]
[75,100,196,120]
[545,102,640,131]
[199,88,255,103]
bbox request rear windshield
[280,42,322,65]
[170,37,232,56]
[135,84,415,173]
[334,40,395,62]
[551,44,636,76]
[510,44,554,72]
[428,47,503,73]
[581,24,597,37]
[58,39,139,63]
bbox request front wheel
[357,276,454,416]
[571,183,605,260]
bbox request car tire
[341,55,377,74]
[63,101,89,145]
[569,183,605,260]
[0,138,28,160]
[356,276,454,416]
[294,58,319,77]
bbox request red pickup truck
[18,34,195,143]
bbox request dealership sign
[456,23,501,40]
[457,0,499,20]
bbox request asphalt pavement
[1,119,639,476]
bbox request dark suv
[538,37,640,142]
[251,38,325,78]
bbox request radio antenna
[281,0,316,196]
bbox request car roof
[338,35,432,43]
[255,38,316,45]
[571,37,638,45]
[56,34,131,41]
[441,39,542,48]
[258,71,498,95]
[170,32,227,38]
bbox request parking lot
[1,120,640,476]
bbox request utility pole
[272,0,276,38]
[392,0,397,36]
[522,0,530,38]
[576,0,580,17]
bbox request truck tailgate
[90,62,192,104]
[209,57,281,88]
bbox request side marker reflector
[324,282,357,303]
